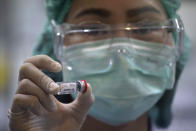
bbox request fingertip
[48,82,60,94]
[87,83,95,104]
[78,83,95,105]
[55,62,62,71]
[87,83,94,94]
[72,83,94,115]
[51,61,62,72]
[86,83,92,94]
[87,83,91,88]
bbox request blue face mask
[60,38,176,126]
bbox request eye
[83,24,109,36]
[87,30,109,36]
[131,28,153,34]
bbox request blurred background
[0,0,195,130]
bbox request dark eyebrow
[74,8,111,18]
[126,6,161,18]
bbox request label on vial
[58,83,77,94]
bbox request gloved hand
[9,55,94,131]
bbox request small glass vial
[56,80,87,95]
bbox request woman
[8,0,190,131]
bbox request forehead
[67,0,167,20]
[71,0,163,8]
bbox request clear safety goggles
[52,17,184,71]
[52,16,184,61]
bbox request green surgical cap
[33,0,191,128]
